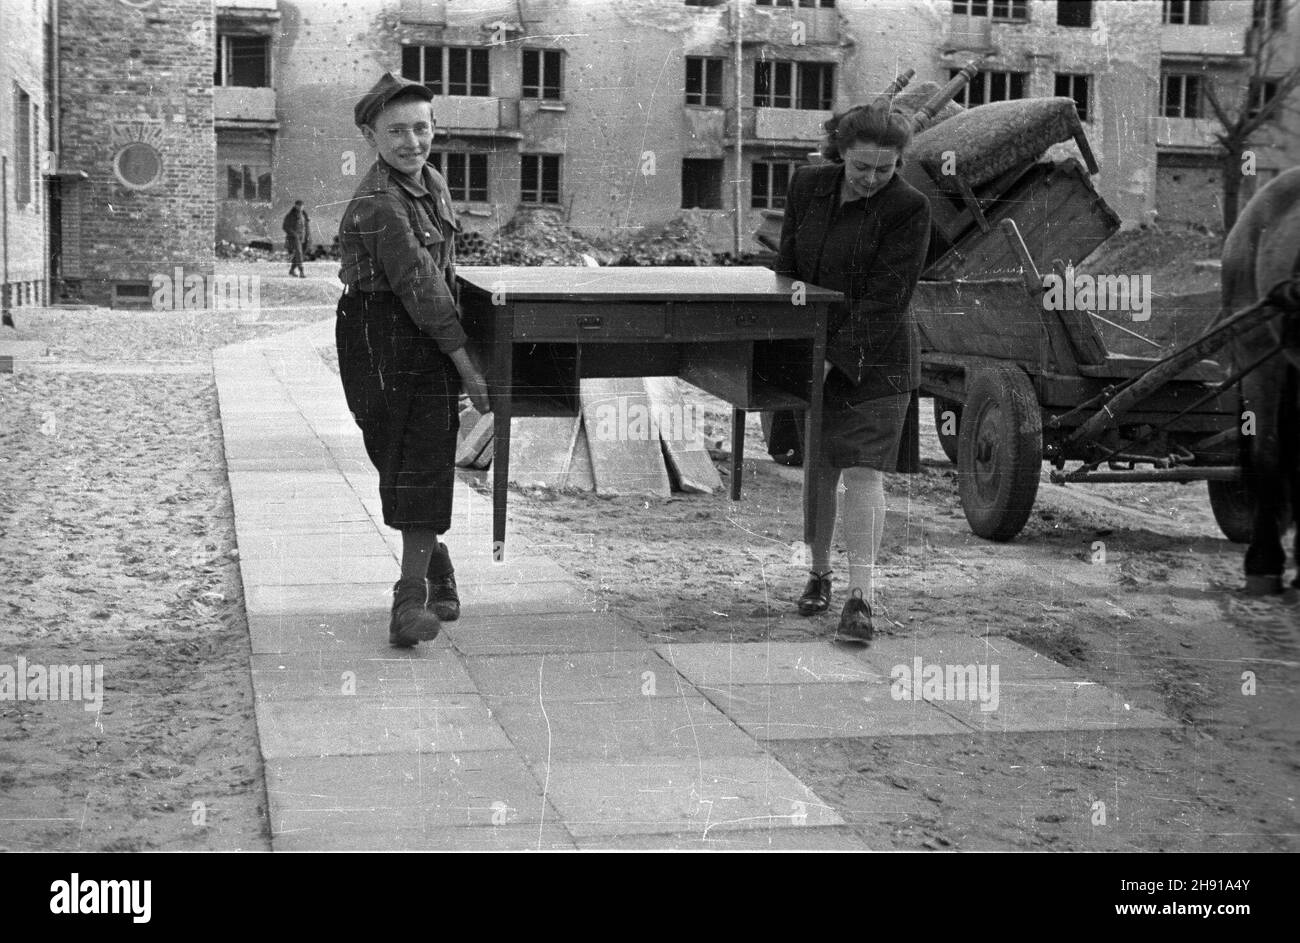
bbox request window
[681,159,723,209]
[1162,1,1208,25]
[754,61,834,110]
[757,1,837,6]
[226,164,271,202]
[1248,79,1280,121]
[1057,0,1092,27]
[1055,73,1091,122]
[215,35,269,87]
[521,154,561,204]
[1253,0,1286,32]
[685,56,724,106]
[13,84,31,206]
[949,69,1027,106]
[951,1,1028,19]
[401,45,490,96]
[684,0,725,6]
[523,49,562,100]
[751,161,794,209]
[1161,73,1202,118]
[429,152,489,201]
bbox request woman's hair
[819,102,913,162]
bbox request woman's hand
[824,359,834,381]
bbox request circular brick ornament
[113,142,162,189]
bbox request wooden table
[455,266,842,558]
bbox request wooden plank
[455,412,495,468]
[507,415,583,489]
[644,376,720,494]
[578,377,671,497]
[564,417,596,491]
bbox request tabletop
[455,266,843,303]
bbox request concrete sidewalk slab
[857,635,1089,682]
[658,641,886,686]
[533,754,844,838]
[274,822,579,852]
[245,581,395,615]
[266,752,564,842]
[924,679,1176,733]
[247,611,427,654]
[703,683,972,739]
[240,555,401,587]
[444,612,647,655]
[465,650,686,701]
[250,650,476,699]
[486,692,762,763]
[255,693,513,758]
[570,826,870,851]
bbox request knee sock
[839,467,886,604]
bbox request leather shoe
[427,543,460,622]
[797,570,832,616]
[389,578,441,647]
[835,588,873,643]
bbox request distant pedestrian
[283,200,311,278]
[336,72,490,648]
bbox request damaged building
[1,0,1297,310]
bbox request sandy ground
[2,250,1296,852]
[0,261,338,851]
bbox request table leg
[803,316,827,545]
[492,328,512,561]
[730,407,745,501]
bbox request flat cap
[354,71,434,128]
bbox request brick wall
[59,0,215,307]
[0,0,51,304]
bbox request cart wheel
[932,397,962,464]
[957,365,1042,541]
[1207,478,1254,544]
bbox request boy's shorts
[336,290,461,532]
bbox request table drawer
[673,305,809,338]
[513,304,667,340]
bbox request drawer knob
[578,316,604,330]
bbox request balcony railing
[1151,116,1220,149]
[1161,22,1246,56]
[214,86,277,125]
[753,106,831,142]
[430,97,519,134]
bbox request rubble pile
[455,209,613,266]
[610,212,716,266]
[455,209,722,267]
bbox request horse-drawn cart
[915,218,1300,544]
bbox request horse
[1215,165,1300,595]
